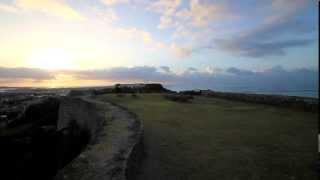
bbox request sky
[0,0,318,93]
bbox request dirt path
[136,126,175,180]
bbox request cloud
[0,3,18,13]
[10,0,85,21]
[212,0,316,57]
[245,0,314,38]
[158,15,175,29]
[89,6,118,24]
[60,66,319,94]
[0,67,54,80]
[148,0,181,29]
[159,66,171,73]
[114,27,155,45]
[102,0,130,6]
[204,66,223,74]
[185,67,198,74]
[148,0,316,58]
[0,66,318,96]
[226,67,254,76]
[170,43,193,58]
[150,0,229,29]
[70,66,174,83]
[149,0,181,16]
[216,38,313,57]
[179,0,228,28]
[147,0,233,58]
[174,66,318,93]
[267,0,310,26]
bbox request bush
[164,94,193,103]
[117,94,125,97]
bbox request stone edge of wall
[107,101,144,180]
[55,97,144,180]
[199,91,318,113]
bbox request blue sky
[0,0,318,90]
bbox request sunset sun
[27,48,74,70]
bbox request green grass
[96,93,318,180]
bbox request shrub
[117,94,125,97]
[164,94,193,103]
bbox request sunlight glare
[28,48,74,70]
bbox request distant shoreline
[172,88,319,99]
[0,86,318,99]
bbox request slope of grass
[96,94,318,180]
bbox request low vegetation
[96,93,317,180]
[164,94,193,102]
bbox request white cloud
[149,0,181,16]
[114,27,154,45]
[170,43,192,58]
[158,15,175,29]
[148,0,232,57]
[102,0,130,6]
[0,3,18,13]
[149,0,181,29]
[205,66,223,74]
[186,0,227,27]
[151,0,229,29]
[89,6,118,24]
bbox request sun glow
[27,48,74,70]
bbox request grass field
[96,94,318,180]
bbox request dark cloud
[0,66,317,97]
[226,67,255,76]
[67,66,318,95]
[0,67,54,80]
[210,0,317,57]
[241,2,316,40]
[71,66,174,83]
[171,66,318,94]
[159,66,171,73]
[217,38,313,57]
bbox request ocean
[231,90,318,98]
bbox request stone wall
[55,97,105,170]
[202,91,318,112]
[0,96,144,180]
[0,97,61,180]
[55,97,144,180]
[57,97,104,142]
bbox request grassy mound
[96,93,317,180]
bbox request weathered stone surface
[0,95,144,180]
[55,97,143,180]
[0,97,61,180]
